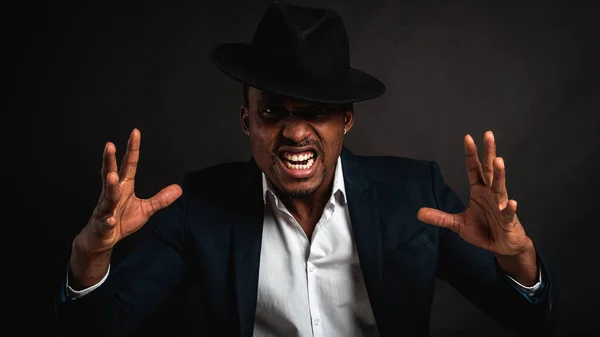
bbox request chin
[285,185,319,199]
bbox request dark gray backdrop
[35,0,599,336]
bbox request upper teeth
[283,152,315,162]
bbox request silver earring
[343,128,347,135]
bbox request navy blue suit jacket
[55,148,558,337]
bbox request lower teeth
[284,158,314,170]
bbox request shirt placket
[306,202,335,337]
[272,192,337,337]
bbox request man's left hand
[417,131,538,285]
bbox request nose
[281,117,312,144]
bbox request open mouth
[279,150,317,171]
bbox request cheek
[321,131,344,165]
[333,135,343,146]
[321,126,344,149]
[250,134,267,155]
[249,128,277,160]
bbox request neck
[275,165,337,237]
[281,181,333,220]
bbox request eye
[305,106,328,119]
[315,106,327,117]
[260,107,277,118]
[260,106,288,119]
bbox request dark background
[33,0,598,336]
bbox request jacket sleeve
[429,160,559,336]
[54,175,191,337]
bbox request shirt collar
[262,155,347,204]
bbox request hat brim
[210,43,386,104]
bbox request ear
[240,105,250,135]
[343,110,354,134]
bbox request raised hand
[417,131,533,257]
[70,129,182,288]
[78,128,183,253]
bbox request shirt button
[313,318,320,325]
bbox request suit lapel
[341,148,385,327]
[231,158,264,337]
[230,151,385,336]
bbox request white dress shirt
[66,156,542,336]
[253,156,378,337]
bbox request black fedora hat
[210,0,386,104]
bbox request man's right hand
[69,128,183,289]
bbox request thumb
[417,207,461,232]
[145,184,183,217]
[500,199,518,224]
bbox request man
[55,1,558,336]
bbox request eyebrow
[259,91,320,104]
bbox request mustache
[275,138,323,153]
[280,138,319,148]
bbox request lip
[277,146,318,155]
[277,153,319,179]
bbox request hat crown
[209,0,385,103]
[251,1,350,81]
